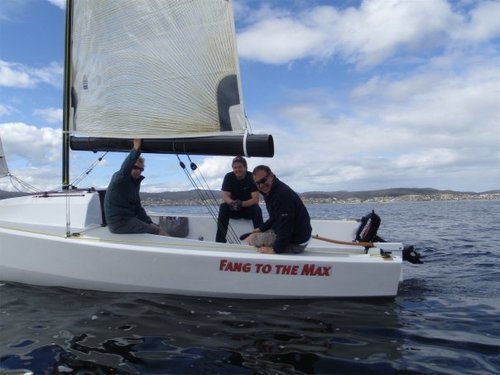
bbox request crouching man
[246,165,311,254]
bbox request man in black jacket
[104,139,166,235]
[246,165,312,254]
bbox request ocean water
[1,200,499,374]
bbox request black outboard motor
[355,210,381,242]
[356,210,423,263]
[403,245,423,264]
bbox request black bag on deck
[159,216,189,238]
[355,210,381,242]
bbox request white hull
[0,191,403,299]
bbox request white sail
[0,136,9,177]
[70,0,246,139]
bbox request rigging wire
[8,174,40,193]
[65,190,71,237]
[2,152,109,237]
[176,154,241,244]
[5,172,64,195]
[1,152,108,194]
[186,154,241,244]
[71,152,108,187]
[186,155,220,206]
[175,155,218,216]
[65,151,107,236]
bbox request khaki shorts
[248,230,306,254]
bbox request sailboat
[0,0,414,299]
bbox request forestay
[70,0,245,139]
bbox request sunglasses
[132,166,144,172]
[255,175,270,186]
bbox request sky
[0,0,499,194]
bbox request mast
[62,0,73,189]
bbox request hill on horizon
[0,187,498,201]
[138,187,500,200]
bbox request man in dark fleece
[246,165,312,254]
[104,139,166,235]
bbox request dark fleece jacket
[259,177,312,253]
[104,149,152,225]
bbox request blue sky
[1,0,499,193]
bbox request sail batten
[70,0,247,139]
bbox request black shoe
[239,232,251,241]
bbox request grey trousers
[248,230,307,254]
[108,217,160,235]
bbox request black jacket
[259,177,312,253]
[104,149,152,225]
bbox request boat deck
[0,218,399,261]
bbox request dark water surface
[1,200,499,374]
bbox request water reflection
[1,283,404,373]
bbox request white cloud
[0,60,63,88]
[352,59,500,143]
[47,0,65,10]
[33,107,63,124]
[0,122,65,191]
[454,0,500,42]
[0,60,34,88]
[237,0,499,68]
[238,17,323,64]
[32,62,64,88]
[394,148,460,169]
[0,122,61,166]
[243,46,500,192]
[0,104,14,117]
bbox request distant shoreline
[141,190,500,206]
[1,188,499,205]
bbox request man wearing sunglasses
[104,139,167,235]
[215,156,263,243]
[246,165,312,254]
